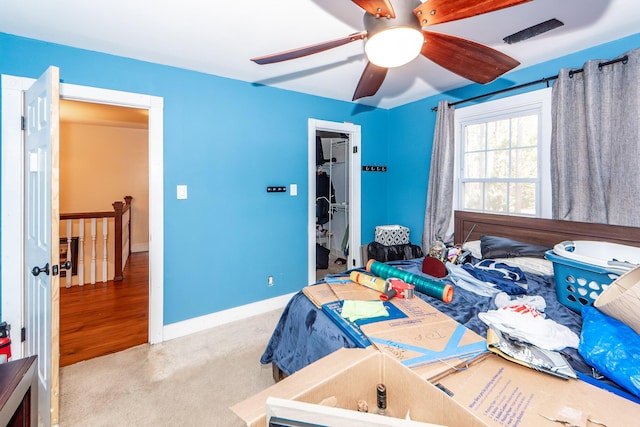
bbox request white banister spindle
[122,210,130,268]
[78,218,85,286]
[65,220,72,288]
[91,218,97,284]
[102,217,108,282]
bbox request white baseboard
[131,242,149,252]
[161,292,295,342]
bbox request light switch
[177,185,188,200]
[290,184,297,196]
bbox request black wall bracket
[362,165,387,172]
[266,186,287,193]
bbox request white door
[24,66,60,427]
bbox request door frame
[308,119,361,284]
[1,74,165,359]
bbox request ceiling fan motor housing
[363,0,423,36]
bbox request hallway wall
[60,121,149,251]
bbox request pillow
[492,257,554,277]
[480,235,550,259]
[463,238,553,275]
[462,240,482,259]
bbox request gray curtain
[422,100,455,250]
[551,48,640,226]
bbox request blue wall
[2,31,639,325]
[0,33,390,324]
[386,32,640,246]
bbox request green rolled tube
[366,259,454,303]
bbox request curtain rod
[431,55,629,112]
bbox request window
[454,88,552,218]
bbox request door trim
[308,119,361,284]
[1,74,165,359]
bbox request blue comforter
[260,258,587,376]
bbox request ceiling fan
[251,0,531,101]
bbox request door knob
[31,263,50,277]
[60,260,71,270]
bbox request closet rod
[431,55,629,112]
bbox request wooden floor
[59,251,149,367]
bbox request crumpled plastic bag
[579,306,640,398]
[478,304,579,350]
[494,291,547,312]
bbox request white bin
[553,240,640,274]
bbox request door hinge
[21,115,26,131]
[21,327,26,342]
[352,146,358,154]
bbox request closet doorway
[307,119,361,284]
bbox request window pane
[465,123,485,151]
[464,152,485,178]
[487,119,510,150]
[509,182,536,214]
[486,149,509,178]
[486,182,507,213]
[512,115,538,147]
[462,182,483,210]
[456,89,550,218]
[512,147,538,178]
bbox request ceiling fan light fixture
[365,27,423,68]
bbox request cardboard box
[231,347,487,427]
[435,353,640,426]
[301,282,486,378]
[375,225,410,246]
[233,348,640,427]
[265,397,444,427]
[594,264,640,335]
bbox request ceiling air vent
[503,18,564,44]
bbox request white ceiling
[2,0,639,109]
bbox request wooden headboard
[453,211,640,249]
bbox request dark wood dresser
[0,356,37,427]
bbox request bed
[261,211,640,388]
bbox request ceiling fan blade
[421,31,520,84]
[251,31,367,65]
[352,0,395,18]
[414,0,532,26]
[352,62,388,100]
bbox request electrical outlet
[268,275,274,286]
[177,184,188,199]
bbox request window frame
[453,88,553,218]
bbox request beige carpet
[59,309,283,426]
